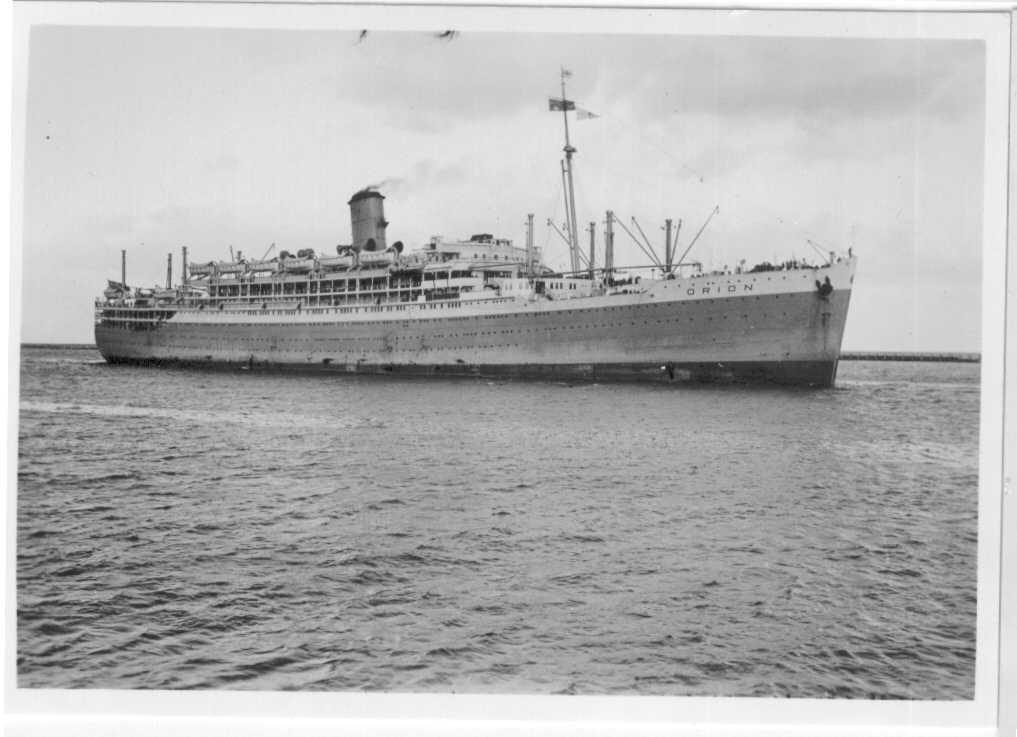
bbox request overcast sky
[19,24,986,351]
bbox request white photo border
[3,3,1012,736]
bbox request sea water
[16,346,979,697]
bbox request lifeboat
[188,261,215,276]
[104,280,129,300]
[244,259,277,272]
[318,255,354,271]
[359,251,394,266]
[215,261,246,274]
[280,257,315,273]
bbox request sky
[17,22,988,351]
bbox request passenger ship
[94,77,857,387]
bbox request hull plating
[96,286,852,388]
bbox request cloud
[20,25,988,350]
[605,35,984,122]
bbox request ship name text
[687,284,755,296]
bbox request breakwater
[21,343,97,351]
[840,352,980,363]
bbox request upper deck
[95,253,857,332]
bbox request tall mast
[560,160,571,253]
[665,218,673,273]
[559,68,580,274]
[604,210,615,276]
[525,213,535,276]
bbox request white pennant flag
[576,107,599,120]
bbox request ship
[94,73,857,387]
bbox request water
[16,347,979,698]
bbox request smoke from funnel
[364,177,405,191]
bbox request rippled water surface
[17,347,979,697]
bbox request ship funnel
[348,188,388,252]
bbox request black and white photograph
[6,2,1012,735]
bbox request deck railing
[94,294,519,325]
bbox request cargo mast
[557,68,581,274]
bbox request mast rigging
[553,68,581,274]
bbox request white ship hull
[95,259,855,387]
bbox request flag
[548,97,575,111]
[576,107,599,120]
[561,67,572,78]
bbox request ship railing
[192,296,519,317]
[206,275,486,302]
[95,295,520,323]
[545,254,854,282]
[96,298,202,310]
[537,263,700,280]
[537,255,849,282]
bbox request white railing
[95,294,519,324]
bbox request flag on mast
[548,98,575,111]
[576,107,599,120]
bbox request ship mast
[558,68,581,274]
